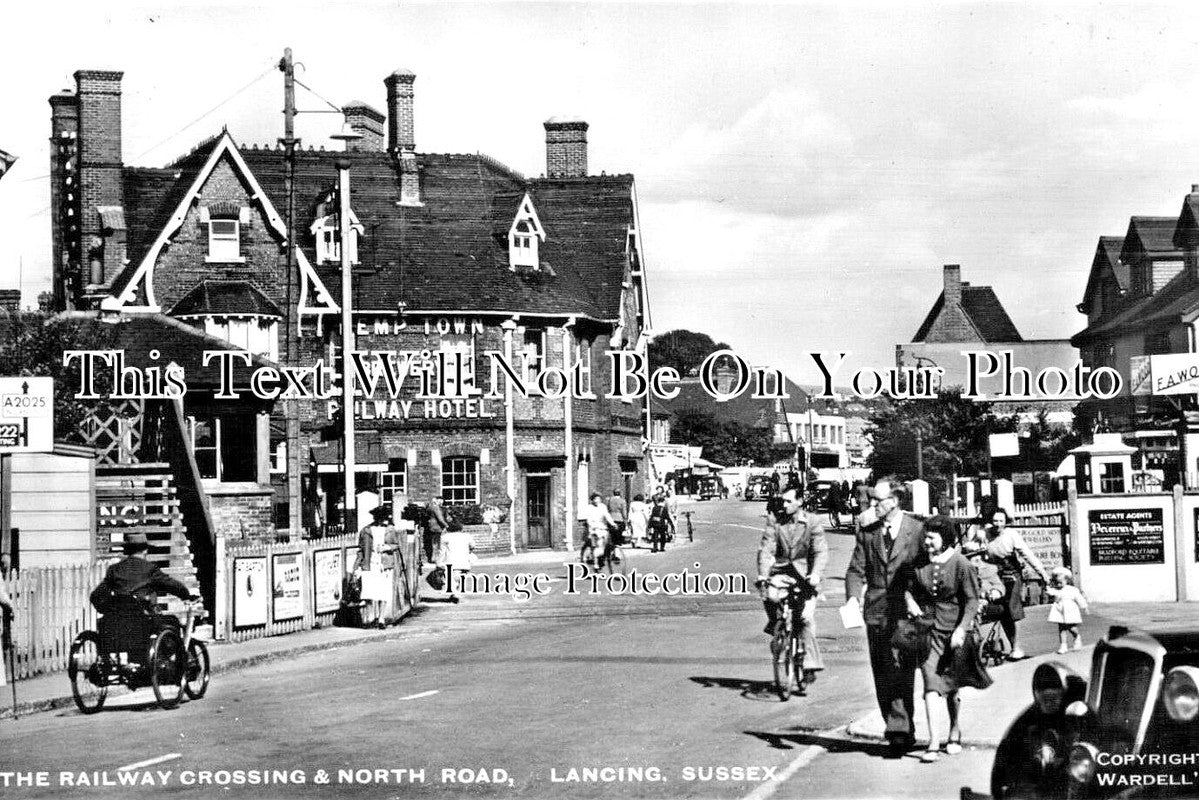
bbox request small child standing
[1046,566,1088,653]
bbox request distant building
[0,289,20,314]
[897,264,1076,422]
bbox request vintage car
[694,475,723,501]
[744,475,774,501]
[991,625,1199,799]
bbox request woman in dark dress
[904,516,983,763]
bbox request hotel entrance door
[526,475,551,548]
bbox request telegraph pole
[279,48,303,540]
[336,160,357,534]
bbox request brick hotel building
[48,67,651,552]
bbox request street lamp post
[335,158,358,533]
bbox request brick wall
[75,70,124,288]
[208,489,275,540]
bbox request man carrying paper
[844,478,926,756]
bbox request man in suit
[757,487,828,685]
[91,532,194,608]
[844,478,926,754]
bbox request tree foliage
[669,409,776,467]
[0,313,118,443]
[648,329,730,377]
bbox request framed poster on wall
[272,552,304,622]
[313,548,344,614]
[232,556,268,628]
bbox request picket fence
[1,563,108,680]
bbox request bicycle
[69,599,209,713]
[762,574,818,701]
[603,529,629,577]
[682,511,694,543]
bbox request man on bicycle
[581,492,617,569]
[756,487,828,680]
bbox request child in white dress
[1046,566,1088,653]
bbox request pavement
[843,599,1199,749]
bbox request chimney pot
[384,70,416,153]
[943,264,962,307]
[342,101,385,153]
[544,117,589,178]
[1191,184,1199,193]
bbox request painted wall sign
[1088,508,1165,565]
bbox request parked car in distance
[695,475,723,501]
[991,624,1199,799]
[804,480,838,513]
[744,475,774,501]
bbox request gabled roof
[170,280,284,318]
[912,285,1022,343]
[1079,236,1126,312]
[1173,191,1199,250]
[1072,268,1199,345]
[239,149,634,320]
[108,131,289,310]
[1120,216,1181,263]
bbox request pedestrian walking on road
[437,523,475,604]
[628,494,649,548]
[606,489,628,544]
[844,478,926,756]
[1046,567,1088,653]
[355,506,399,627]
[581,493,617,569]
[648,490,673,553]
[980,508,1049,661]
[424,496,449,565]
[903,516,986,763]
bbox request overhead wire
[132,59,279,162]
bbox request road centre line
[739,729,837,800]
[116,753,181,772]
[399,690,440,701]
[728,524,764,531]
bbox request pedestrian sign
[0,377,53,453]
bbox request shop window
[381,458,408,507]
[188,412,257,483]
[1099,462,1125,494]
[442,456,479,505]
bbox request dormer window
[508,194,545,271]
[311,211,363,266]
[201,205,248,263]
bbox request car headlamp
[1163,666,1199,722]
[1033,662,1070,715]
[1068,743,1099,785]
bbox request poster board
[1088,508,1165,565]
[232,556,268,628]
[313,548,344,614]
[272,552,304,622]
[1013,524,1067,576]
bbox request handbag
[426,565,446,591]
[891,616,933,661]
[949,624,994,690]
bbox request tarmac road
[3,500,1009,800]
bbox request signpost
[0,377,53,454]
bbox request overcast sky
[3,2,1199,384]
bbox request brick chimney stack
[342,101,385,152]
[544,117,589,178]
[49,89,80,310]
[74,70,125,292]
[943,264,962,308]
[384,69,416,153]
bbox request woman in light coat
[438,523,475,604]
[627,494,650,548]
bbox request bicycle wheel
[183,639,210,699]
[792,621,807,694]
[149,629,185,709]
[605,545,628,577]
[68,631,108,714]
[771,621,793,701]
